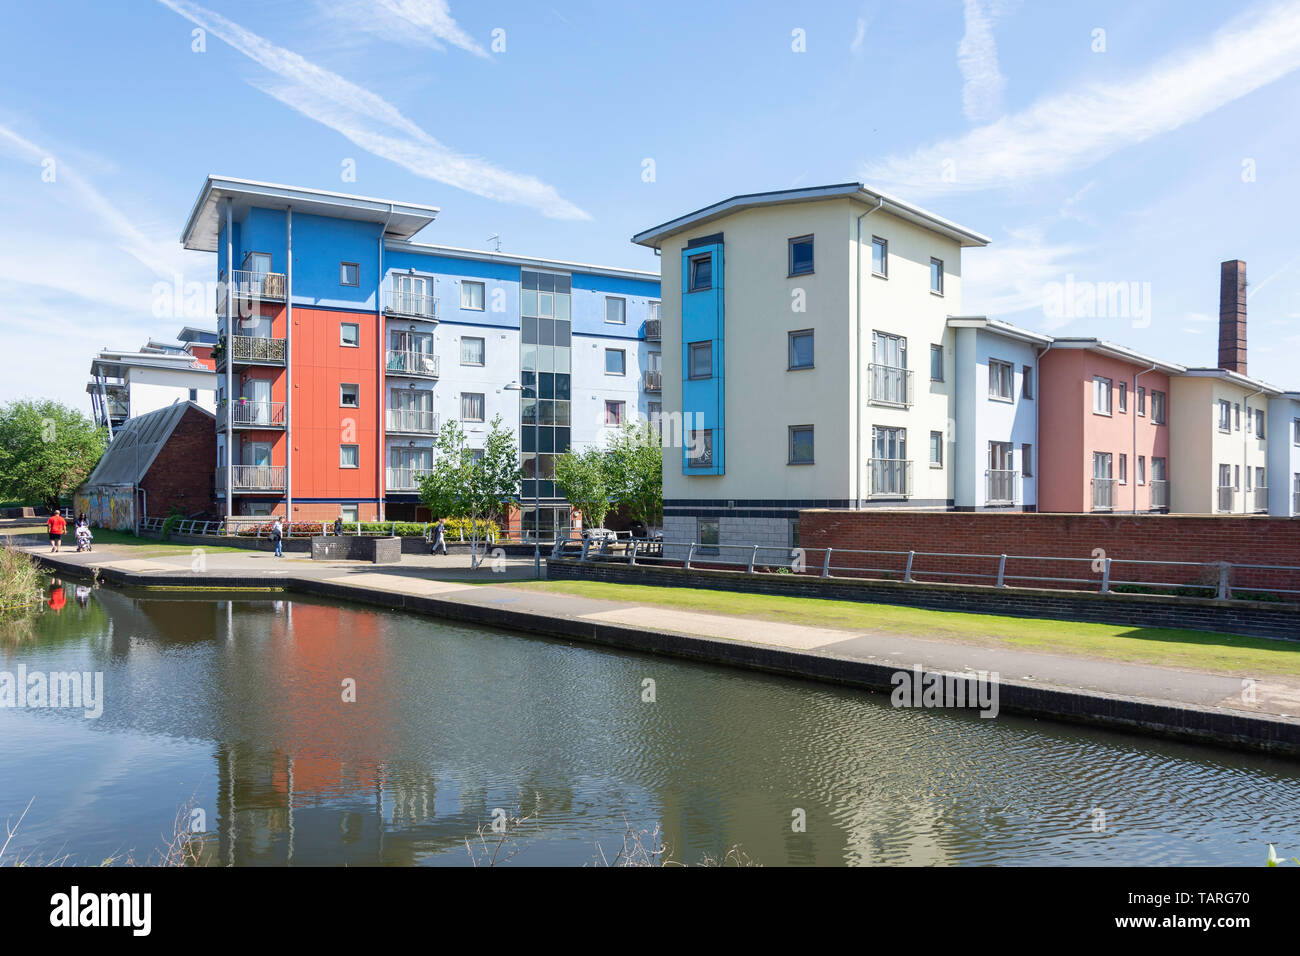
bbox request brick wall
[141,407,218,517]
[798,509,1300,598]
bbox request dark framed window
[687,429,714,467]
[788,235,814,276]
[871,237,887,277]
[930,257,944,294]
[688,254,713,292]
[930,344,944,382]
[340,262,359,287]
[688,341,712,379]
[788,330,814,369]
[788,425,814,464]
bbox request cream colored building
[632,183,988,549]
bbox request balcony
[1294,490,1300,516]
[386,467,431,491]
[215,335,286,369]
[1092,478,1115,511]
[386,350,440,379]
[216,269,286,313]
[986,469,1019,505]
[1217,485,1235,514]
[384,287,439,322]
[1149,479,1170,511]
[643,369,662,392]
[868,364,913,407]
[868,458,912,497]
[386,409,440,434]
[216,465,286,494]
[1253,486,1269,513]
[645,317,661,341]
[216,400,286,431]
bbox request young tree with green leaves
[0,400,106,513]
[553,444,613,531]
[606,422,662,530]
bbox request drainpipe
[1243,385,1265,514]
[854,196,884,508]
[285,206,293,526]
[1133,362,1157,513]
[1033,340,1053,511]
[224,197,234,525]
[377,205,394,522]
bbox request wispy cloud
[864,1,1300,195]
[957,0,1006,123]
[962,225,1088,325]
[850,2,875,56]
[324,0,489,58]
[156,0,589,220]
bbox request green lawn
[504,580,1300,678]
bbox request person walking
[333,515,344,537]
[46,510,67,552]
[431,516,448,555]
[271,516,284,558]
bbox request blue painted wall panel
[680,241,724,475]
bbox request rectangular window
[339,383,359,408]
[788,425,814,464]
[340,504,358,524]
[1258,466,1266,491]
[871,237,887,277]
[1118,381,1128,413]
[930,344,944,382]
[188,388,198,402]
[989,359,1014,400]
[788,235,814,276]
[604,296,626,324]
[688,253,713,292]
[1022,365,1033,399]
[699,518,719,552]
[460,280,485,311]
[605,400,625,426]
[340,323,360,347]
[870,426,908,496]
[1218,399,1232,432]
[1137,387,1146,416]
[687,429,714,467]
[929,431,943,467]
[788,330,814,369]
[930,257,944,294]
[1151,390,1167,425]
[340,262,359,287]
[460,336,485,366]
[1235,464,1241,489]
[1093,376,1113,415]
[688,341,712,379]
[460,392,485,422]
[1294,419,1300,444]
[1255,408,1265,438]
[1234,403,1241,430]
[1137,456,1146,485]
[340,444,359,468]
[1152,457,1167,481]
[605,348,626,376]
[1022,443,1034,477]
[1119,453,1128,484]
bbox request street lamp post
[504,381,541,578]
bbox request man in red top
[46,510,67,552]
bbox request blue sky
[3,0,1300,410]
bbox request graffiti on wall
[74,490,134,531]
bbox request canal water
[1,581,1298,866]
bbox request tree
[606,422,662,529]
[553,445,613,530]
[0,400,106,512]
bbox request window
[871,237,888,277]
[1294,419,1300,445]
[1137,456,1146,485]
[989,360,1014,401]
[688,253,713,291]
[930,345,944,382]
[460,392,485,422]
[870,426,908,496]
[605,348,626,376]
[788,235,814,276]
[929,431,944,467]
[340,323,360,347]
[1022,365,1033,399]
[1255,408,1266,438]
[340,504,358,524]
[339,383,359,408]
[688,341,712,379]
[687,429,714,467]
[1234,403,1241,430]
[1152,457,1166,481]
[1151,390,1167,425]
[340,444,359,468]
[1137,387,1146,416]
[604,296,626,325]
[788,330,814,369]
[460,280,485,311]
[188,388,198,402]
[1219,463,1232,491]
[930,257,944,294]
[1022,443,1034,477]
[1119,454,1128,484]
[1118,381,1128,413]
[699,518,720,552]
[1246,467,1252,492]
[1093,376,1113,415]
[460,336,485,366]
[1218,400,1232,432]
[788,425,814,464]
[1258,466,1267,490]
[340,262,359,287]
[605,400,625,426]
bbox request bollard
[996,554,1007,588]
[1217,562,1230,600]
[747,545,758,574]
[821,548,833,578]
[685,543,696,570]
[1100,557,1112,594]
[904,550,915,583]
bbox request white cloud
[156,0,589,221]
[336,0,489,58]
[957,0,1006,124]
[864,1,1300,194]
[961,226,1088,325]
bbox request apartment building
[631,183,989,547]
[87,326,218,436]
[1267,392,1300,517]
[182,177,659,534]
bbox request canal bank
[20,545,1300,759]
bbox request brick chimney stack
[1218,259,1247,374]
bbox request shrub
[0,543,45,614]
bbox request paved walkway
[14,532,1300,725]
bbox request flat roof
[1047,337,1186,375]
[182,176,440,253]
[386,239,660,282]
[89,350,215,379]
[1177,367,1283,395]
[631,182,991,250]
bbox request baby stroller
[75,523,93,553]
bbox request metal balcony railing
[868,364,913,407]
[1294,490,1300,515]
[1217,485,1235,513]
[385,350,440,378]
[217,270,287,312]
[218,335,286,367]
[643,369,662,392]
[986,469,1018,505]
[1149,479,1170,510]
[386,409,439,434]
[868,458,912,497]
[645,317,661,341]
[1254,486,1269,513]
[1092,477,1115,511]
[216,465,286,493]
[386,467,431,491]
[384,288,439,321]
[217,400,286,430]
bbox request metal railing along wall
[215,465,287,492]
[1217,486,1236,513]
[1149,479,1170,510]
[386,409,439,433]
[217,400,286,429]
[1254,487,1269,513]
[645,318,661,340]
[386,350,440,378]
[986,469,1018,505]
[643,369,662,392]
[1092,478,1115,511]
[386,467,432,491]
[228,335,287,365]
[867,364,913,407]
[868,458,912,497]
[384,289,439,320]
